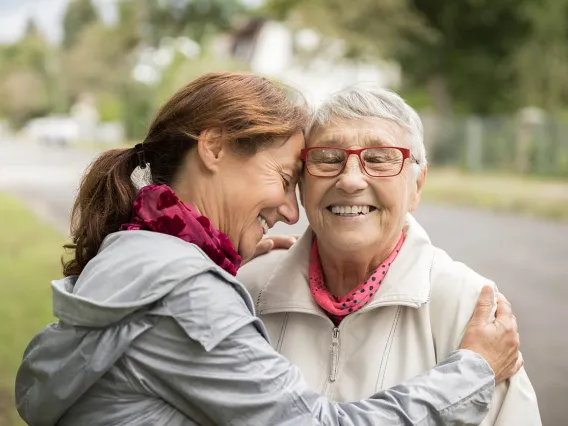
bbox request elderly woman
[239,86,541,425]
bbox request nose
[277,188,300,225]
[336,154,368,193]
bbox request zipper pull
[329,327,340,382]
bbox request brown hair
[63,72,308,276]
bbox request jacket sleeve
[125,273,495,426]
[429,256,542,426]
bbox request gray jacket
[16,231,495,426]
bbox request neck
[317,237,399,297]
[172,157,235,249]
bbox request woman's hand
[459,286,522,384]
[242,235,299,265]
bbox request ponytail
[62,148,138,276]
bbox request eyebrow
[280,161,303,179]
[314,135,394,148]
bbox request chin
[237,236,259,262]
[329,233,376,253]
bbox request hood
[15,230,224,426]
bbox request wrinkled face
[221,131,305,260]
[301,117,425,254]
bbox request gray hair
[308,84,427,174]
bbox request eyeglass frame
[300,146,420,178]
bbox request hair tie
[134,143,147,169]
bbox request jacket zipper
[329,327,340,382]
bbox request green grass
[424,168,568,220]
[0,193,62,426]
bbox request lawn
[424,168,568,220]
[0,193,62,426]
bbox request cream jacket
[238,215,542,425]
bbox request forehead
[257,131,305,173]
[307,116,409,148]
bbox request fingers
[254,239,274,257]
[495,292,513,317]
[470,285,495,326]
[251,235,297,262]
[514,351,524,374]
[266,235,297,250]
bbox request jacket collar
[256,214,434,317]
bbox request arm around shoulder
[124,269,500,426]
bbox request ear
[196,127,225,172]
[409,165,427,212]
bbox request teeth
[257,216,269,234]
[330,205,374,216]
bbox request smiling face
[219,131,305,260]
[301,116,426,254]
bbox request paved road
[1,139,567,425]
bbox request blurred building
[224,19,400,105]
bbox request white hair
[308,84,427,175]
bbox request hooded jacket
[16,230,495,426]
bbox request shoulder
[237,249,288,304]
[160,270,264,351]
[428,247,496,354]
[430,246,495,307]
[98,230,233,284]
[103,230,209,264]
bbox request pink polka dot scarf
[309,233,405,325]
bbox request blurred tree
[265,0,532,115]
[0,0,251,135]
[154,52,249,106]
[62,0,99,49]
[0,18,54,126]
[62,23,130,99]
[141,0,246,47]
[513,0,568,111]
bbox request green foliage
[154,53,249,106]
[142,0,246,46]
[513,0,568,110]
[97,92,124,122]
[0,19,55,126]
[62,0,99,49]
[264,0,568,115]
[120,82,155,140]
[61,22,132,102]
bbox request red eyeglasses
[300,146,418,178]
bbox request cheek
[303,178,329,210]
[255,182,287,211]
[373,179,408,211]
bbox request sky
[0,0,117,45]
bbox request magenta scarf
[120,185,242,276]
[309,233,405,325]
